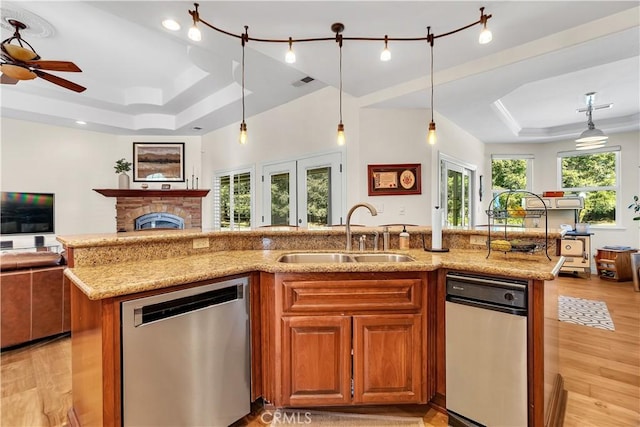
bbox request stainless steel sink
[277,253,355,263]
[352,253,415,263]
[277,252,415,263]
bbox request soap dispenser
[399,225,410,250]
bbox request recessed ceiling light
[75,120,87,125]
[162,19,181,31]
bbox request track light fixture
[187,3,202,41]
[380,35,391,62]
[285,37,296,64]
[239,27,248,145]
[187,4,493,146]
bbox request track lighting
[187,3,493,147]
[380,35,391,61]
[427,28,436,146]
[239,27,248,145]
[478,7,492,45]
[285,37,296,63]
[188,3,202,41]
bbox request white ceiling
[1,1,638,143]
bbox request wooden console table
[594,248,637,281]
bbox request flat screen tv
[1,192,55,235]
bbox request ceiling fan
[1,19,85,93]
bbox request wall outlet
[470,235,487,246]
[192,238,210,249]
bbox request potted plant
[629,195,640,221]
[115,158,132,189]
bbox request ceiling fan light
[0,64,36,80]
[576,142,606,150]
[2,43,39,61]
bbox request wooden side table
[594,248,637,281]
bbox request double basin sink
[278,252,415,263]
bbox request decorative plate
[400,169,415,189]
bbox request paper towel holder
[422,233,449,252]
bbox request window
[490,155,533,222]
[213,167,254,229]
[558,147,619,226]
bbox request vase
[118,172,130,189]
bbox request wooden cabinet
[1,266,68,348]
[595,248,637,281]
[265,272,430,408]
[558,234,591,275]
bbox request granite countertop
[65,248,565,300]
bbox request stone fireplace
[93,189,209,232]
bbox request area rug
[266,409,425,426]
[558,295,615,331]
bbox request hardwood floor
[1,275,638,426]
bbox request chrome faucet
[345,202,378,251]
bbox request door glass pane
[234,172,251,228]
[219,175,231,228]
[306,167,330,228]
[447,169,463,226]
[463,173,470,226]
[270,173,290,225]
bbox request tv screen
[1,192,55,235]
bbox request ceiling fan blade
[33,69,86,93]
[27,60,82,72]
[1,73,19,85]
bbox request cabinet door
[281,315,351,406]
[352,314,422,404]
[32,267,64,340]
[1,271,31,348]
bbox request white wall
[201,88,486,228]
[1,118,202,246]
[485,130,640,251]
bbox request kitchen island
[59,227,565,427]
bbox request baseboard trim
[545,374,567,427]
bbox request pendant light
[187,3,202,41]
[285,37,296,64]
[575,92,608,149]
[427,28,436,145]
[334,23,346,146]
[478,7,492,44]
[239,27,248,145]
[380,35,391,61]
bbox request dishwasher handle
[446,295,528,316]
[134,283,244,327]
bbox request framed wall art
[133,142,185,182]
[367,163,422,196]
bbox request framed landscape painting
[133,142,185,182]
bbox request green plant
[629,195,640,221]
[114,158,132,174]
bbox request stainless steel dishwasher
[121,277,250,427]
[445,272,528,427]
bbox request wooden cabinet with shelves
[264,271,430,408]
[595,248,637,281]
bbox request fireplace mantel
[93,189,210,198]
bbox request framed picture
[367,163,421,196]
[133,142,185,182]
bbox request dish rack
[486,190,551,260]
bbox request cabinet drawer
[282,278,422,313]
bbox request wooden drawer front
[282,278,422,313]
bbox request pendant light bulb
[478,7,492,45]
[285,37,296,64]
[428,121,437,145]
[239,122,248,145]
[188,24,202,41]
[337,122,346,146]
[380,36,391,61]
[188,3,202,41]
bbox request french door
[440,157,475,227]
[262,152,342,228]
